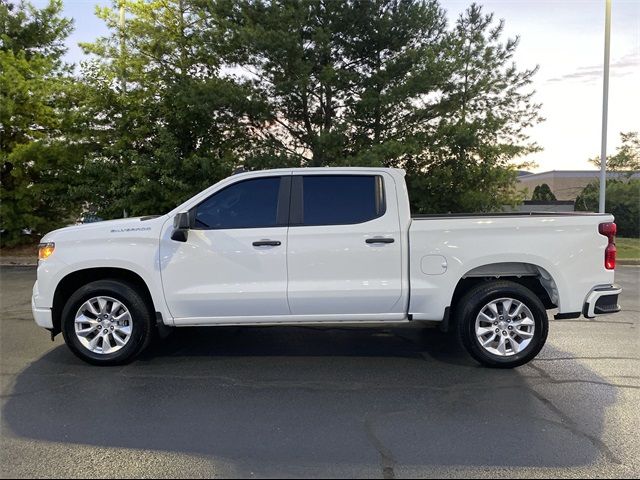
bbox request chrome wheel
[74,296,133,355]
[475,297,535,357]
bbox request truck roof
[232,166,406,177]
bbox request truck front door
[160,175,291,323]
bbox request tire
[61,279,154,366]
[455,280,549,368]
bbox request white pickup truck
[32,167,621,368]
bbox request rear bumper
[583,284,622,318]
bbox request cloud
[547,53,640,83]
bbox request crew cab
[32,168,622,367]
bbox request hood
[41,216,166,243]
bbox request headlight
[38,242,55,260]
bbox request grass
[617,237,640,260]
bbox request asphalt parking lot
[1,266,638,479]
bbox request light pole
[599,0,612,213]
[119,1,126,95]
[120,1,127,219]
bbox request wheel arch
[450,262,560,315]
[52,267,156,336]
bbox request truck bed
[412,212,607,219]
[407,212,615,321]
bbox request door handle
[366,237,395,244]
[253,240,282,247]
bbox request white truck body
[32,168,621,366]
[32,167,619,328]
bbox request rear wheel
[455,280,549,368]
[61,280,153,365]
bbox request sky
[32,0,640,173]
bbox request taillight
[599,222,617,270]
[599,222,616,237]
[605,244,617,270]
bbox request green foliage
[3,0,544,232]
[74,0,255,218]
[212,1,540,213]
[211,0,448,167]
[575,180,640,238]
[531,183,556,201]
[406,5,541,213]
[578,131,640,238]
[590,131,640,174]
[0,0,82,247]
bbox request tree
[0,0,81,247]
[213,1,541,212]
[531,183,556,201]
[405,4,541,213]
[210,0,447,169]
[575,180,639,237]
[2,0,544,226]
[75,0,255,218]
[590,131,640,175]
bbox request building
[518,170,640,201]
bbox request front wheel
[61,280,154,366]
[455,280,549,368]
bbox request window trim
[289,174,387,227]
[191,175,291,230]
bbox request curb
[0,258,37,267]
[618,259,640,266]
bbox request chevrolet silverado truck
[32,168,622,367]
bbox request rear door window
[299,175,385,226]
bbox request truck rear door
[286,172,405,317]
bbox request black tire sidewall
[61,280,152,365]
[457,281,549,368]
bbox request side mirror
[171,212,191,242]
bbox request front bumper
[32,298,53,329]
[583,284,622,318]
[31,281,53,329]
